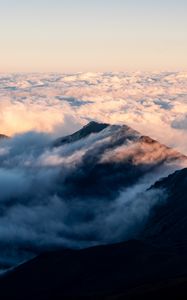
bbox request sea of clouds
[0,71,187,153]
[0,71,187,270]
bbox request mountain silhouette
[0,123,187,299]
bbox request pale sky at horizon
[0,0,187,72]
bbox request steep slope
[0,122,186,270]
[0,240,186,300]
[1,168,187,299]
[142,168,187,247]
[55,122,186,199]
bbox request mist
[0,123,186,270]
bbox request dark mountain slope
[54,122,187,200]
[142,168,187,246]
[0,239,187,300]
[0,122,187,299]
[0,122,186,270]
[1,168,187,299]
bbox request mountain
[0,240,187,300]
[53,121,186,200]
[53,121,109,147]
[0,122,186,262]
[1,168,187,299]
[142,168,187,247]
[0,122,187,299]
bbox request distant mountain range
[0,122,187,299]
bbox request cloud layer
[0,72,187,270]
[0,71,187,154]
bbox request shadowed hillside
[0,124,187,299]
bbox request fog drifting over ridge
[0,71,187,154]
[0,71,187,270]
[0,121,187,269]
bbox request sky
[0,0,187,72]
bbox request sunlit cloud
[0,71,187,154]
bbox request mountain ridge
[1,167,187,299]
[0,122,187,299]
[53,121,110,147]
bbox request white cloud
[1,71,187,269]
[0,71,187,154]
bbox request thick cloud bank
[0,71,187,154]
[0,123,186,270]
[0,71,187,269]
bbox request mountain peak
[53,121,109,147]
[83,120,109,130]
